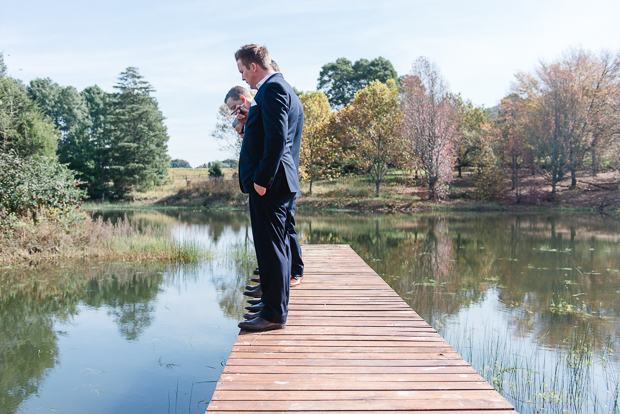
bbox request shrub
[473,156,507,201]
[209,162,223,178]
[0,152,86,219]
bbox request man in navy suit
[224,84,304,294]
[234,44,303,332]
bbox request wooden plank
[207,399,514,411]
[228,352,464,360]
[214,381,495,391]
[222,366,482,375]
[286,304,418,308]
[208,411,515,414]
[218,373,489,383]
[234,340,448,347]
[211,390,509,401]
[277,311,423,317]
[275,320,431,327]
[233,344,451,351]
[206,245,516,413]
[224,359,470,367]
[233,326,441,335]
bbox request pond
[1,210,619,414]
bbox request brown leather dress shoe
[245,284,260,291]
[250,277,260,283]
[290,275,303,287]
[244,312,259,320]
[246,298,262,305]
[238,316,285,332]
[243,288,262,298]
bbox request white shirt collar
[256,72,280,90]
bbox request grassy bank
[96,167,620,213]
[0,211,211,264]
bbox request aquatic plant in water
[439,320,620,414]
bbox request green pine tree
[28,79,117,197]
[28,79,95,186]
[209,161,223,178]
[82,85,113,197]
[108,67,170,197]
[0,58,58,158]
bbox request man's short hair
[225,86,252,104]
[271,60,280,72]
[235,44,271,71]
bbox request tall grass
[440,319,620,414]
[162,178,246,207]
[0,211,211,264]
[96,215,209,262]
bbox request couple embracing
[231,44,304,332]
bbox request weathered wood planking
[206,244,516,413]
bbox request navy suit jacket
[239,73,303,195]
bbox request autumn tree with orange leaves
[512,49,620,195]
[298,91,335,194]
[340,79,404,197]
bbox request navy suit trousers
[249,189,296,324]
[289,198,304,278]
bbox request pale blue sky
[2,0,619,167]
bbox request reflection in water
[0,287,63,414]
[96,210,250,245]
[82,270,164,341]
[0,263,168,413]
[296,213,620,347]
[211,233,256,320]
[2,210,619,414]
[1,210,256,414]
[296,212,620,413]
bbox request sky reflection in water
[2,210,619,414]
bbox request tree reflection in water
[1,210,257,414]
[296,213,620,350]
[0,262,167,412]
[295,212,620,413]
[0,290,64,413]
[2,210,619,414]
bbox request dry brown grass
[0,212,210,264]
[124,167,238,204]
[161,177,247,207]
[109,167,619,212]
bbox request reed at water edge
[438,319,620,414]
[0,211,211,264]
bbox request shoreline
[0,213,211,266]
[108,168,618,215]
[83,199,609,214]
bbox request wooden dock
[207,244,516,413]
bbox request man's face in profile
[226,96,250,136]
[237,60,257,89]
[226,95,250,113]
[226,97,243,112]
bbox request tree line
[1,53,169,206]
[294,49,620,201]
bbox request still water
[2,211,619,414]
